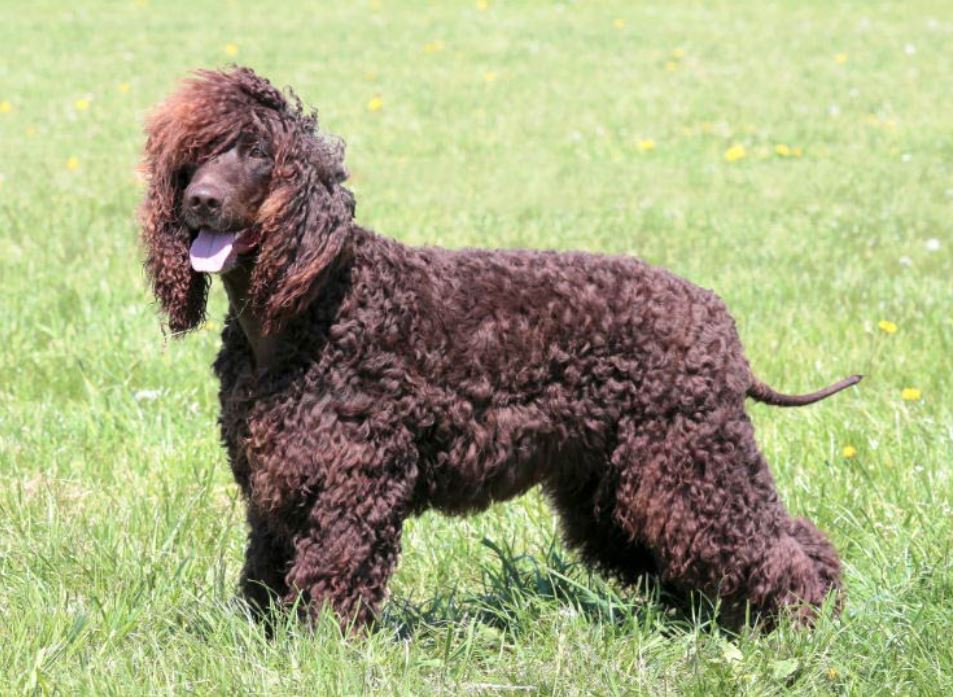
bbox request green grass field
[2,0,952,693]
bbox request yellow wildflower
[672,47,686,58]
[225,43,239,57]
[842,446,857,459]
[866,115,896,129]
[792,146,803,157]
[118,82,131,94]
[878,320,898,335]
[613,18,625,29]
[834,53,848,64]
[724,144,746,162]
[827,667,839,680]
[775,144,792,157]
[0,100,11,114]
[665,61,678,72]
[637,139,656,152]
[483,71,497,83]
[367,96,384,112]
[901,388,921,402]
[423,41,445,54]
[75,98,90,111]
[476,0,489,10]
[66,157,80,170]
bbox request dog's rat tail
[747,374,863,407]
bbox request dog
[140,67,859,630]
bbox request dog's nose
[186,185,223,218]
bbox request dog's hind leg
[608,410,841,626]
[543,463,659,587]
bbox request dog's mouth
[189,227,261,274]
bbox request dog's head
[139,66,354,335]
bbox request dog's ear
[250,132,354,335]
[139,155,209,335]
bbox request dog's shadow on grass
[379,537,724,640]
[184,537,738,643]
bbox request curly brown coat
[140,67,858,630]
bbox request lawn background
[1,0,951,694]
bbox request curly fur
[141,67,846,630]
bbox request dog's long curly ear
[251,127,354,335]
[139,135,209,335]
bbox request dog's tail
[747,374,863,407]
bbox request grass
[1,0,951,693]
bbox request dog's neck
[220,264,278,372]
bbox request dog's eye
[248,143,270,159]
[176,166,196,188]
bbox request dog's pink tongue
[190,230,237,273]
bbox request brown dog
[140,67,860,630]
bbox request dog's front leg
[280,428,418,631]
[239,509,295,621]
